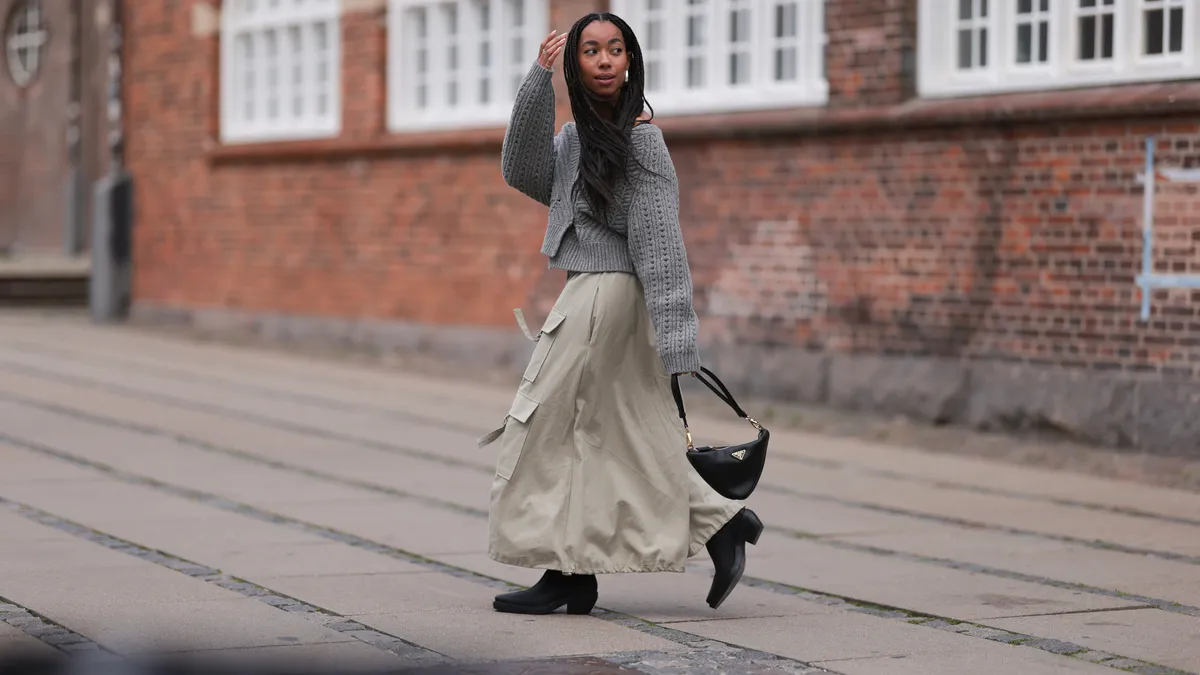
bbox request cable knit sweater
[500,61,701,375]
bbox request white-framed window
[613,0,828,116]
[387,0,549,132]
[220,0,341,144]
[5,0,47,89]
[919,0,1200,98]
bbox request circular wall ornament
[5,1,48,88]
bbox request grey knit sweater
[500,62,701,375]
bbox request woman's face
[577,20,629,100]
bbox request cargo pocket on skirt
[495,389,539,481]
[522,307,567,384]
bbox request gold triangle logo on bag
[731,449,747,461]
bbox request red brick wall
[123,0,1200,451]
[675,121,1200,370]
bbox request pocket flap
[508,389,540,424]
[540,307,567,336]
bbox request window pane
[1145,8,1164,54]
[1018,0,1031,12]
[289,26,303,116]
[647,19,661,49]
[688,56,704,87]
[776,2,796,38]
[240,34,254,120]
[980,0,988,17]
[979,27,988,66]
[1017,23,1032,63]
[688,13,705,47]
[647,59,661,90]
[1038,20,1049,61]
[1101,12,1113,58]
[1079,15,1096,59]
[266,29,279,119]
[775,46,796,81]
[958,0,972,19]
[1169,7,1184,53]
[958,29,973,69]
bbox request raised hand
[537,30,568,70]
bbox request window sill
[654,80,1200,141]
[206,126,507,164]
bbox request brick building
[123,0,1200,454]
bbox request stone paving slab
[205,540,429,579]
[271,498,489,557]
[826,528,1200,609]
[1,374,493,509]
[981,608,1200,673]
[66,598,357,654]
[744,534,1145,621]
[661,612,1118,675]
[0,321,510,409]
[253,572,504,616]
[356,608,683,662]
[733,490,937,540]
[0,444,100,487]
[0,513,356,654]
[0,476,224,525]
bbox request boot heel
[741,509,763,545]
[566,592,598,615]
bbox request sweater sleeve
[500,62,558,206]
[626,126,702,375]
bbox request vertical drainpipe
[64,0,84,256]
[90,0,132,322]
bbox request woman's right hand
[538,30,568,70]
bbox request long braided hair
[562,13,656,219]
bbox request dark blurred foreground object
[0,654,645,675]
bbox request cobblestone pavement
[1,311,1199,675]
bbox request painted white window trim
[5,0,47,88]
[918,0,1200,99]
[612,0,828,117]
[220,0,341,145]
[387,0,549,133]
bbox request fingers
[538,31,568,68]
[546,34,567,66]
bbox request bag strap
[670,367,762,450]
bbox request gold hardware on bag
[731,449,746,461]
[685,428,695,451]
[747,417,763,431]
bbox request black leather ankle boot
[705,508,763,609]
[493,570,598,615]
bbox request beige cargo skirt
[479,271,744,575]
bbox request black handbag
[670,367,769,501]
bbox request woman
[479,12,763,616]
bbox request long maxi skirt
[482,271,744,575]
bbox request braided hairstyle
[562,13,657,219]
